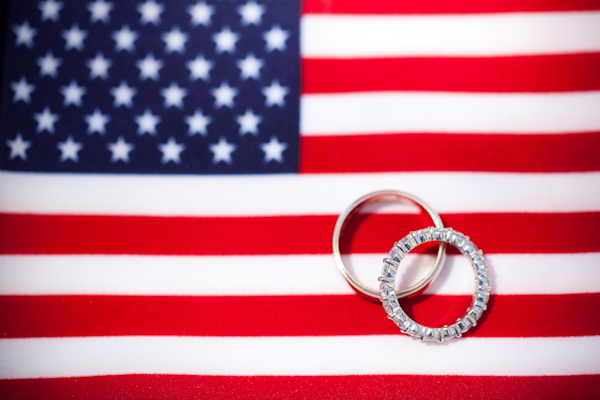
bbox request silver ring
[332,190,446,300]
[380,227,491,341]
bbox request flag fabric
[1,0,299,173]
[1,0,600,399]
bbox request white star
[159,137,185,164]
[86,52,112,80]
[262,80,289,107]
[108,136,134,163]
[185,110,211,136]
[264,25,289,52]
[209,137,236,164]
[38,0,63,22]
[238,1,265,26]
[236,109,262,135]
[37,51,62,77]
[212,27,240,54]
[87,0,113,23]
[11,77,35,104]
[135,109,161,135]
[85,109,110,134]
[261,136,288,163]
[34,107,59,133]
[211,82,238,108]
[136,54,163,81]
[162,27,188,54]
[57,136,83,162]
[161,83,187,109]
[112,25,138,52]
[60,80,86,107]
[188,1,214,26]
[110,81,136,108]
[186,55,213,81]
[62,24,87,51]
[13,21,37,48]
[237,53,263,80]
[6,134,32,160]
[138,0,164,25]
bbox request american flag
[1,0,600,398]
[2,0,298,173]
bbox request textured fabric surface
[1,0,600,399]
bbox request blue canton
[0,0,300,173]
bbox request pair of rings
[332,190,491,342]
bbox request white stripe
[1,171,598,216]
[301,92,600,135]
[1,253,598,296]
[1,336,598,379]
[301,12,600,57]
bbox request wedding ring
[380,227,490,341]
[332,190,446,300]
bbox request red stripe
[1,294,599,338]
[1,212,599,255]
[303,0,600,14]
[302,54,600,94]
[1,374,598,400]
[299,132,600,173]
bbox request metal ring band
[380,227,491,342]
[332,190,446,300]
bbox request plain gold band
[332,190,446,300]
